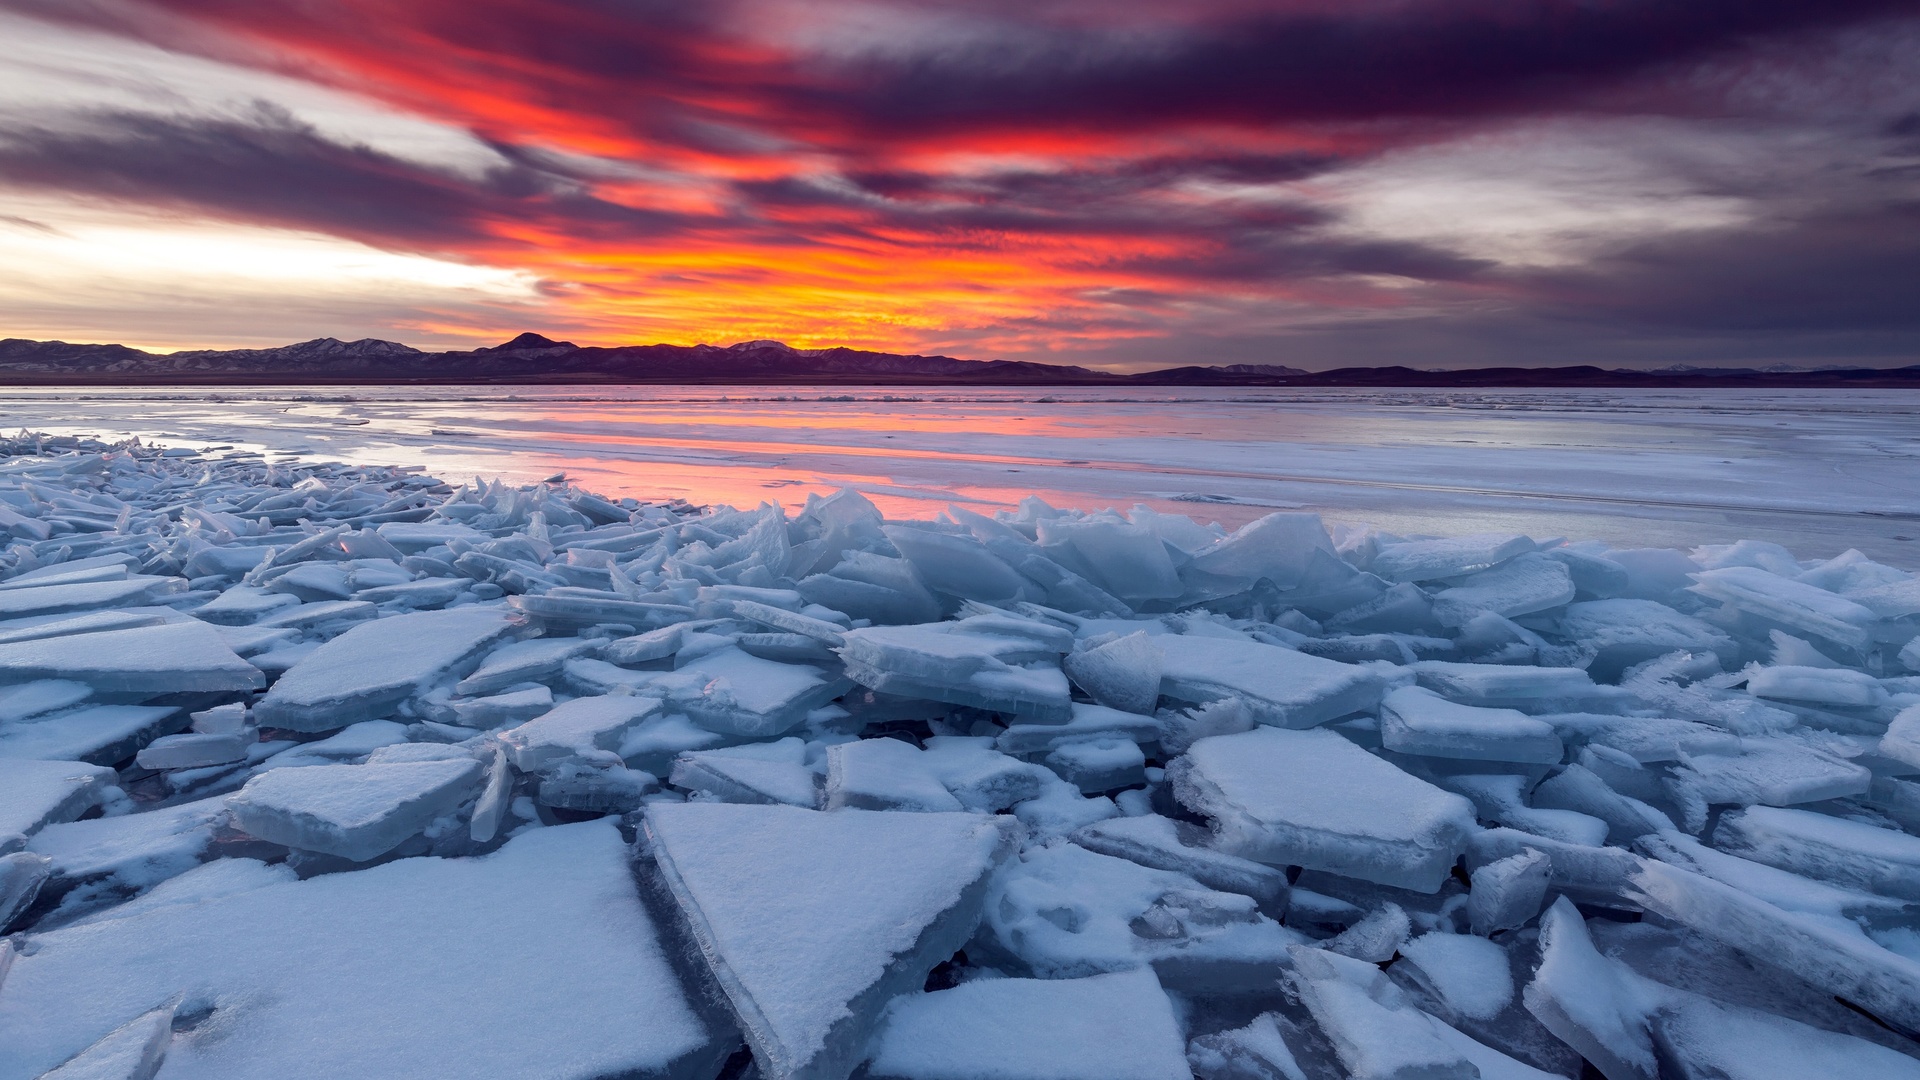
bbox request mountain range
[2,333,1917,388]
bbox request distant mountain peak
[482,332,577,352]
[729,339,794,351]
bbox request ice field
[2,417,1920,1079]
[3,385,1918,561]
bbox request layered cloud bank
[1,0,1917,368]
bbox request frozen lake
[4,385,1917,562]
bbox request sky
[1,1,1917,371]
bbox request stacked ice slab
[2,433,1920,1080]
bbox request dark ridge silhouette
[2,335,1917,388]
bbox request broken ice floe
[3,432,1920,1078]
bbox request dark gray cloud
[0,102,689,252]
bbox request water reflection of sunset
[2,386,1914,559]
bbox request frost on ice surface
[866,969,1190,1080]
[0,823,721,1080]
[4,434,1920,1078]
[1172,726,1478,891]
[226,758,482,861]
[643,802,1017,1080]
[252,607,515,731]
[0,757,117,847]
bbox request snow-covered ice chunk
[134,731,251,771]
[1062,630,1163,714]
[26,797,228,922]
[0,705,185,766]
[498,694,660,772]
[1045,736,1146,793]
[617,711,733,775]
[453,635,596,696]
[1172,727,1477,892]
[1398,933,1515,1021]
[1012,776,1120,842]
[985,841,1300,987]
[1671,739,1870,807]
[34,1002,174,1080]
[444,684,552,728]
[1746,664,1886,707]
[193,583,301,625]
[226,757,482,861]
[671,738,819,807]
[918,737,1050,812]
[0,758,117,848]
[1713,804,1920,901]
[653,646,849,736]
[1071,813,1290,908]
[1372,533,1534,583]
[1522,897,1656,1080]
[642,802,1017,1080]
[1325,901,1411,962]
[1379,686,1564,764]
[0,679,91,723]
[0,612,166,647]
[1632,829,1905,921]
[1441,773,1610,848]
[251,598,377,631]
[1414,661,1617,712]
[1186,1012,1310,1080]
[1539,712,1738,763]
[1431,552,1575,627]
[1648,986,1920,1080]
[998,702,1159,755]
[254,719,408,769]
[840,621,1071,721]
[0,560,130,591]
[0,576,178,620]
[1156,635,1382,729]
[1625,859,1920,1032]
[253,606,516,731]
[1689,566,1878,653]
[865,969,1189,1080]
[824,738,964,812]
[0,822,722,1080]
[0,621,261,694]
[536,761,658,813]
[352,576,467,608]
[1288,946,1478,1080]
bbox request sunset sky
[2,0,1917,369]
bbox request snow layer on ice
[0,822,720,1080]
[226,758,482,861]
[1172,726,1477,891]
[643,802,1016,1080]
[252,607,515,731]
[865,969,1189,1080]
